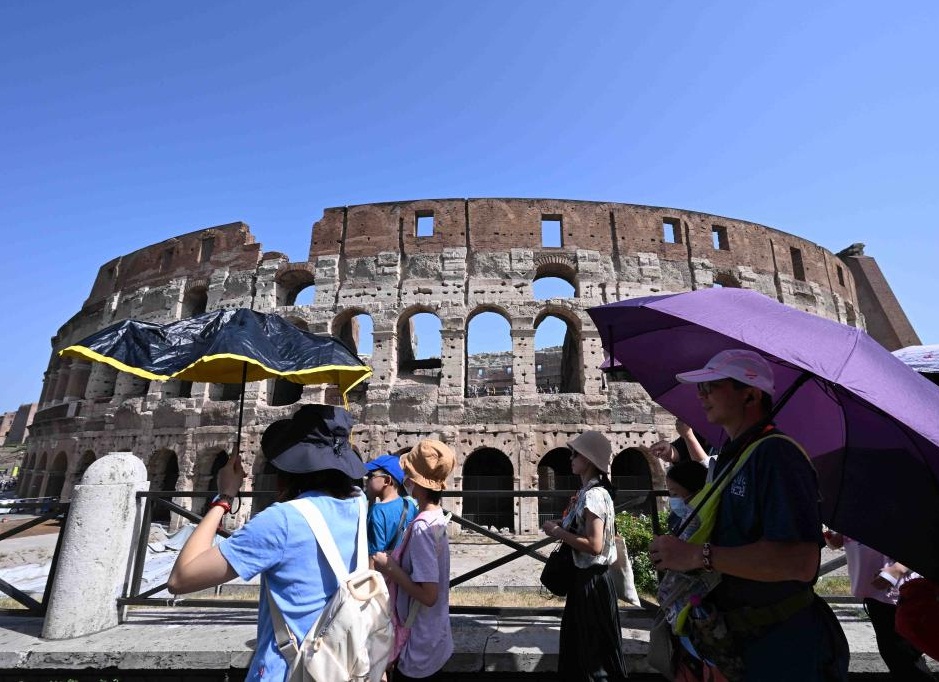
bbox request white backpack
[267,495,394,682]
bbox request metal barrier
[117,488,662,613]
[114,487,853,613]
[0,500,69,617]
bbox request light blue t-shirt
[218,490,363,681]
[367,496,418,555]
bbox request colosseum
[20,198,920,533]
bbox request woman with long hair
[542,430,629,681]
[168,403,367,681]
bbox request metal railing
[0,500,69,617]
[116,487,663,615]
[113,487,852,614]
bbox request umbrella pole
[233,361,248,459]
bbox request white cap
[675,349,775,397]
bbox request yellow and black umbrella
[59,308,372,455]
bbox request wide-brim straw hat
[400,439,455,491]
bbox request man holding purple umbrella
[649,349,849,681]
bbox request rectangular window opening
[199,237,215,263]
[160,249,173,273]
[711,225,729,250]
[790,247,806,281]
[836,265,845,286]
[541,215,562,247]
[415,211,435,238]
[663,218,681,244]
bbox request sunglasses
[696,379,731,395]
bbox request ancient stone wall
[23,200,872,533]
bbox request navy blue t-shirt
[709,432,823,610]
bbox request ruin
[20,198,917,533]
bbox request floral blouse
[562,477,617,568]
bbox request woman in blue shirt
[168,404,367,681]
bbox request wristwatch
[209,493,235,514]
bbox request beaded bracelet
[702,542,714,572]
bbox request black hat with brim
[261,404,366,479]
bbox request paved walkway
[0,604,934,678]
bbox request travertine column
[42,453,148,639]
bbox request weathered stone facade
[22,199,880,533]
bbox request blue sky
[2,2,937,412]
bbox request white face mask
[668,496,690,518]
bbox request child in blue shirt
[365,453,418,558]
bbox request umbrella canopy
[59,308,371,393]
[588,288,939,580]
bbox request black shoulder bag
[540,482,601,597]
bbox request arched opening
[333,311,374,362]
[713,272,741,289]
[466,310,513,398]
[252,459,280,517]
[196,449,229,515]
[28,453,48,497]
[46,452,68,499]
[532,275,576,300]
[611,448,652,492]
[462,448,514,531]
[148,449,180,523]
[276,268,316,307]
[76,451,96,481]
[537,447,580,526]
[535,312,582,394]
[292,284,316,306]
[397,310,442,380]
[268,317,310,406]
[181,286,208,318]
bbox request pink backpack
[385,510,450,664]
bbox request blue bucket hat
[261,404,366,479]
[365,454,406,485]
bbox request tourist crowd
[165,348,938,681]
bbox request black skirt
[558,564,630,681]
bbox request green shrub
[616,510,669,596]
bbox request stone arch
[147,449,180,523]
[461,448,515,531]
[537,447,579,525]
[611,448,653,491]
[267,315,310,406]
[195,448,229,514]
[275,265,316,307]
[532,259,578,299]
[534,307,583,394]
[713,272,742,288]
[397,306,442,381]
[332,308,374,359]
[465,307,513,398]
[181,284,208,318]
[76,450,96,479]
[46,451,68,499]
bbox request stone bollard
[41,452,149,640]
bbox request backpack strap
[288,494,368,579]
[266,578,300,671]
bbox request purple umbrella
[588,288,939,580]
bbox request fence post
[41,452,149,640]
